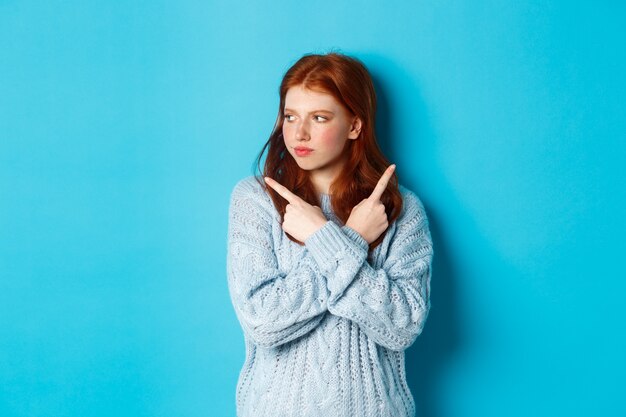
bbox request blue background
[1,1,624,416]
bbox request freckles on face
[317,124,345,147]
[282,85,355,155]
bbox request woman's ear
[348,117,363,140]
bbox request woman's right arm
[227,178,330,349]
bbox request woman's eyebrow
[284,108,335,115]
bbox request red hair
[254,52,403,252]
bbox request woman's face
[282,85,361,181]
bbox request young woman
[227,52,434,417]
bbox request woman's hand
[264,177,329,242]
[345,164,396,244]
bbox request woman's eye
[284,114,295,122]
[314,115,327,122]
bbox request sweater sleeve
[304,190,433,351]
[227,178,330,349]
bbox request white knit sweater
[227,175,433,417]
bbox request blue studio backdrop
[1,1,624,416]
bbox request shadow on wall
[367,54,462,417]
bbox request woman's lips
[294,147,313,157]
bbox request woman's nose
[295,121,310,140]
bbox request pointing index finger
[368,164,396,202]
[264,177,301,204]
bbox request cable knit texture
[227,175,433,417]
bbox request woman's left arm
[304,191,433,351]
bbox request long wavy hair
[254,52,403,252]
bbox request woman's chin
[295,164,314,171]
[292,159,316,170]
